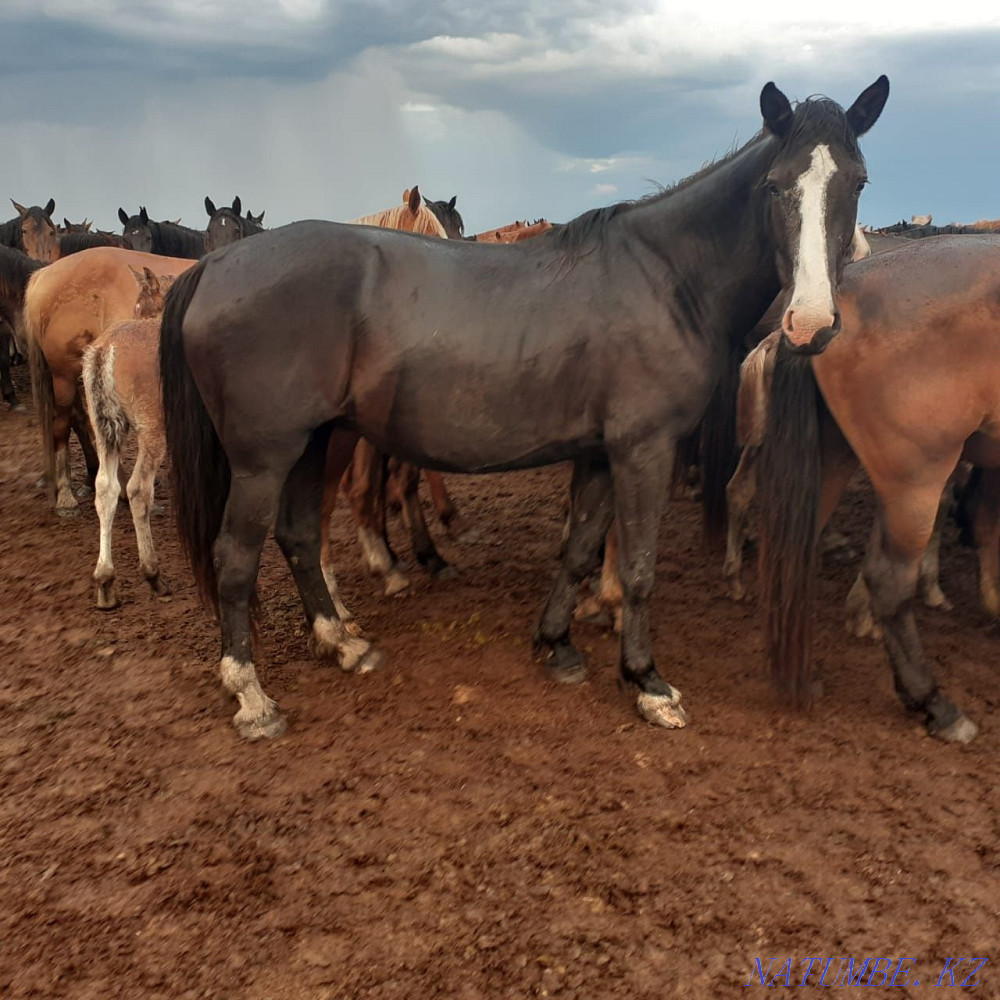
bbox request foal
[82,267,176,608]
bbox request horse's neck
[623,139,780,348]
[155,222,206,255]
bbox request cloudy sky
[1,1,998,235]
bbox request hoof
[433,564,459,582]
[637,690,688,729]
[235,711,287,741]
[353,647,386,675]
[343,619,364,638]
[921,586,953,612]
[931,713,978,744]
[147,574,171,597]
[95,584,119,610]
[451,525,481,545]
[543,643,588,685]
[56,505,80,518]
[9,402,25,413]
[383,571,410,597]
[727,579,746,602]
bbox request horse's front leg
[534,457,616,683]
[610,433,687,729]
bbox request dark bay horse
[1,199,59,263]
[423,195,464,239]
[118,207,206,259]
[204,196,266,252]
[160,77,889,740]
[755,235,1000,743]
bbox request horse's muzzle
[781,313,841,356]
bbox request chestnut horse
[159,78,888,740]
[82,268,178,607]
[23,247,195,512]
[755,235,1000,743]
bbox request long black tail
[158,259,228,613]
[756,342,823,707]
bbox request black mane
[151,221,206,258]
[553,95,860,259]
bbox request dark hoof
[8,402,24,413]
[543,643,588,685]
[432,564,458,582]
[147,574,171,597]
[95,586,120,611]
[931,713,978,744]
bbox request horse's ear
[448,196,457,211]
[760,82,794,138]
[118,207,129,226]
[256,210,265,223]
[205,196,217,217]
[128,265,143,283]
[11,200,27,217]
[845,75,889,137]
[139,206,149,225]
[63,218,71,229]
[84,219,92,231]
[232,196,241,215]
[142,266,159,292]
[408,186,421,214]
[44,198,55,217]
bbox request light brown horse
[24,247,195,512]
[82,268,177,607]
[320,186,468,607]
[756,235,1000,743]
[472,219,553,243]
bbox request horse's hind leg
[128,432,169,598]
[916,492,953,611]
[320,429,360,629]
[574,524,623,632]
[534,456,615,684]
[52,377,79,514]
[392,461,450,576]
[864,463,976,742]
[92,426,122,609]
[216,466,292,740]
[350,440,409,596]
[723,445,757,601]
[71,393,99,491]
[609,433,687,729]
[971,467,1000,619]
[277,428,382,674]
[0,333,19,410]
[424,470,475,541]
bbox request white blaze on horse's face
[782,143,839,343]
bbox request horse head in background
[205,196,266,252]
[1,199,59,263]
[424,194,465,239]
[351,186,447,237]
[118,206,206,259]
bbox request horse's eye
[855,180,868,196]
[767,183,781,197]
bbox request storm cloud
[1,1,997,234]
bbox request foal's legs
[535,457,616,683]
[127,431,169,598]
[423,470,474,540]
[71,394,100,490]
[52,376,79,513]
[275,428,381,674]
[863,461,976,742]
[573,525,623,632]
[92,423,122,609]
[610,433,687,729]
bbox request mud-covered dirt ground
[1,365,997,998]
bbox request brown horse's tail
[756,342,823,707]
[698,347,743,545]
[158,258,228,613]
[26,321,55,503]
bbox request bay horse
[118,207,206,259]
[22,247,195,512]
[160,78,889,740]
[204,197,266,253]
[423,195,465,239]
[473,219,554,243]
[754,235,1000,743]
[82,267,177,608]
[1,200,59,263]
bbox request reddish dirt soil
[1,365,998,999]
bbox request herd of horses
[3,73,1000,747]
